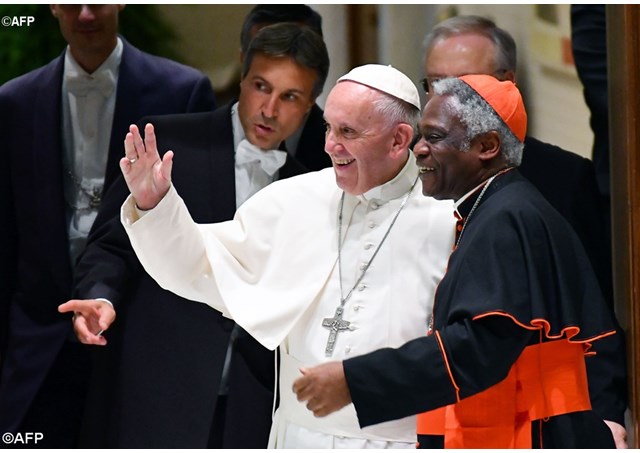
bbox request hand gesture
[292,361,352,417]
[120,123,173,210]
[58,299,116,346]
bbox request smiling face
[238,53,317,150]
[323,81,410,195]
[413,94,485,201]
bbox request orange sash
[417,339,591,448]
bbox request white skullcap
[337,64,420,109]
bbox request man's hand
[120,123,173,210]
[604,420,628,449]
[58,299,116,346]
[292,361,352,417]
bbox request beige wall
[157,5,252,91]
[450,4,593,158]
[157,4,594,160]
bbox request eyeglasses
[420,69,509,94]
[419,77,436,94]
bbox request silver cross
[322,306,351,356]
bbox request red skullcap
[458,74,527,143]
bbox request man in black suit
[571,5,609,204]
[0,4,215,448]
[237,4,328,177]
[60,22,330,448]
[417,14,627,447]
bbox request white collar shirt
[231,102,287,208]
[62,37,122,264]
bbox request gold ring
[128,157,138,164]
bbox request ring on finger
[128,156,138,164]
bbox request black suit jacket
[571,5,609,197]
[520,136,612,302]
[518,136,626,425]
[73,103,330,447]
[0,38,216,444]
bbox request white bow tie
[66,71,115,98]
[235,139,287,176]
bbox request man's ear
[477,130,501,162]
[50,5,58,17]
[501,70,516,83]
[390,123,415,158]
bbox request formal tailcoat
[0,38,216,446]
[72,102,331,447]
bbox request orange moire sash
[417,339,591,448]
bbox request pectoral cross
[322,306,351,356]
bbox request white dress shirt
[62,37,122,265]
[231,103,287,208]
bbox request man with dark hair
[294,74,618,449]
[60,22,330,448]
[416,15,627,447]
[240,4,323,56]
[0,5,215,448]
[227,4,326,157]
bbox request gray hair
[369,90,421,133]
[432,77,523,166]
[242,22,329,99]
[423,15,517,75]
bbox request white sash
[269,351,417,447]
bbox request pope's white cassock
[122,157,455,448]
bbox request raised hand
[58,299,116,346]
[292,361,352,417]
[120,123,174,210]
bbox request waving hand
[120,123,173,210]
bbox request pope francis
[119,65,455,448]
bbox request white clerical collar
[454,178,489,212]
[63,36,123,82]
[454,168,514,211]
[357,154,417,203]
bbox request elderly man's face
[324,82,403,195]
[413,94,482,201]
[423,34,510,98]
[238,53,316,150]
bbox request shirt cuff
[96,298,114,308]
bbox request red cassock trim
[472,310,616,355]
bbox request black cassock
[343,169,618,448]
